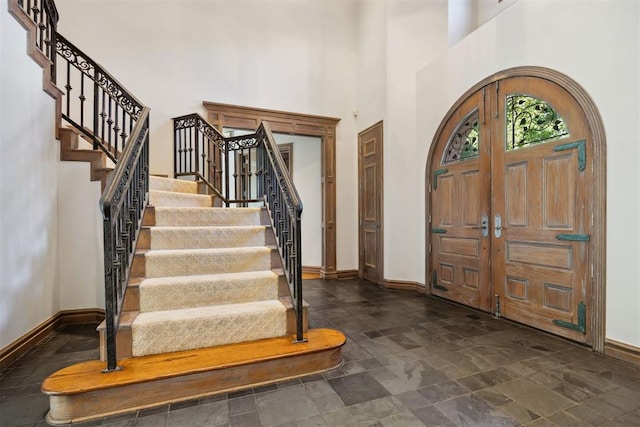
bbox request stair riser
[132,303,287,357]
[98,328,132,363]
[149,228,268,250]
[136,229,150,250]
[142,206,270,227]
[285,305,309,336]
[103,301,306,361]
[139,276,278,312]
[149,177,198,194]
[47,348,342,425]
[154,208,266,227]
[145,251,272,278]
[142,207,155,227]
[122,286,139,312]
[138,227,275,251]
[131,253,146,278]
[150,191,213,208]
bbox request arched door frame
[203,101,341,279]
[425,67,606,352]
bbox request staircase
[58,127,114,191]
[43,176,345,424]
[10,0,344,423]
[106,175,297,359]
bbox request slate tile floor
[2,279,640,426]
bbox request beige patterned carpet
[131,176,286,357]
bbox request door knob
[472,214,489,237]
[495,214,502,238]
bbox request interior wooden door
[430,90,492,310]
[430,76,592,344]
[358,121,383,284]
[491,77,591,343]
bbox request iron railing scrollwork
[16,0,150,372]
[55,34,144,163]
[100,107,150,372]
[15,0,59,81]
[173,115,305,343]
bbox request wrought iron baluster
[194,129,200,177]
[106,96,113,153]
[113,103,120,157]
[120,110,128,155]
[79,73,85,127]
[187,126,193,174]
[173,126,179,177]
[100,86,106,148]
[65,61,71,116]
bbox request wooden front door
[359,121,384,284]
[430,76,592,343]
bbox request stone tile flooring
[1,279,640,426]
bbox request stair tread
[43,329,345,396]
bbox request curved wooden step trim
[43,328,345,425]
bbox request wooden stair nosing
[47,347,342,425]
[45,328,344,396]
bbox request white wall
[356,1,448,282]
[57,163,105,310]
[274,135,322,268]
[356,0,388,130]
[477,0,519,26]
[416,0,640,346]
[448,0,477,45]
[0,2,60,348]
[55,0,360,272]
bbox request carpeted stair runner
[154,206,263,227]
[149,225,266,250]
[130,176,287,357]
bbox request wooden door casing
[358,121,383,284]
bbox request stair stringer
[58,128,112,191]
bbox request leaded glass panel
[506,95,569,150]
[442,109,479,165]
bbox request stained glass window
[506,95,569,150]
[442,109,479,164]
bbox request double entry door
[429,76,592,343]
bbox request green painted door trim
[431,271,448,292]
[555,234,590,242]
[552,301,586,334]
[432,228,447,234]
[553,140,586,172]
[433,169,448,190]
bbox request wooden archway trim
[203,101,341,279]
[424,67,606,352]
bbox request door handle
[471,214,489,237]
[494,214,502,238]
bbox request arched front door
[427,70,605,348]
